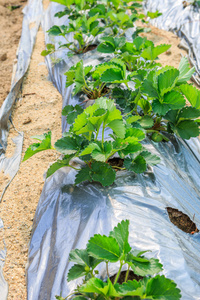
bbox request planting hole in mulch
[108,157,124,169]
[82,44,97,53]
[110,271,144,284]
[167,207,199,234]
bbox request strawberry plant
[97,36,171,72]
[112,57,200,141]
[41,0,144,57]
[65,59,134,99]
[23,98,160,186]
[55,219,181,300]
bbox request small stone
[23,117,32,124]
[166,50,172,56]
[0,53,7,61]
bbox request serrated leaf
[179,84,200,109]
[152,91,185,116]
[47,25,62,36]
[139,116,154,129]
[124,156,147,173]
[173,120,199,139]
[177,106,200,120]
[101,68,124,82]
[140,151,161,166]
[67,264,86,281]
[178,57,195,84]
[69,249,90,266]
[97,42,115,53]
[127,116,142,124]
[23,132,52,161]
[145,275,181,300]
[90,161,116,186]
[125,128,145,141]
[115,280,145,297]
[75,166,92,185]
[108,119,126,138]
[141,79,158,98]
[80,143,101,156]
[127,255,163,276]
[109,220,131,254]
[55,136,79,155]
[87,234,120,262]
[79,278,119,297]
[141,44,171,61]
[158,68,179,96]
[46,155,73,178]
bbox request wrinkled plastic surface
[27,2,200,300]
[0,0,43,297]
[0,0,43,200]
[144,0,200,85]
[27,136,200,300]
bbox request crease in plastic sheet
[0,0,43,297]
[27,2,200,300]
[144,0,200,85]
[0,0,43,195]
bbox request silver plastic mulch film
[27,2,200,300]
[144,0,200,85]
[0,0,43,202]
[0,0,43,297]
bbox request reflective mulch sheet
[27,2,200,300]
[27,136,200,300]
[144,0,200,85]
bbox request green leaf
[79,278,119,297]
[116,280,145,297]
[108,119,126,138]
[147,10,162,19]
[179,84,200,109]
[139,116,154,129]
[152,91,185,116]
[178,57,195,84]
[69,249,90,266]
[74,60,86,95]
[140,151,161,166]
[90,161,116,187]
[124,156,147,174]
[109,220,131,254]
[87,234,120,262]
[101,68,124,82]
[23,132,52,161]
[55,136,79,155]
[67,264,87,281]
[158,68,179,96]
[141,44,171,61]
[47,25,62,36]
[97,42,115,53]
[46,155,73,178]
[145,275,181,300]
[75,166,92,185]
[177,106,200,120]
[127,254,163,276]
[172,120,199,139]
[141,79,158,98]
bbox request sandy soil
[0,0,27,107]
[0,5,191,300]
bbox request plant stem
[114,261,123,284]
[106,262,110,278]
[124,266,130,282]
[112,166,125,170]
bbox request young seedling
[55,219,182,300]
[65,59,134,99]
[23,98,160,186]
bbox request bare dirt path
[0,0,27,107]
